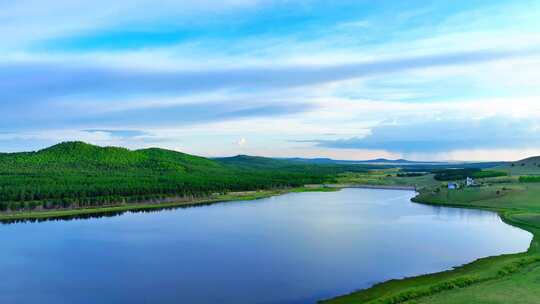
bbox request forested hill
[1,141,222,173]
[0,142,365,212]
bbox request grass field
[336,170,441,189]
[324,173,540,304]
[495,156,540,176]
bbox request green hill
[0,142,362,212]
[2,141,221,172]
[495,156,540,175]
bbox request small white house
[448,183,459,190]
[466,177,475,187]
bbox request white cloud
[237,137,247,146]
[2,1,540,160]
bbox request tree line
[0,142,366,212]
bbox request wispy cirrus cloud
[1,0,540,160]
[0,97,313,131]
[2,48,538,105]
[0,0,270,48]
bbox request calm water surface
[0,188,532,303]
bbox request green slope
[2,141,221,172]
[495,156,540,176]
[0,142,361,213]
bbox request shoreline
[2,183,538,303]
[0,184,417,222]
[322,186,540,304]
[324,184,417,191]
[0,186,339,223]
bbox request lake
[0,188,532,303]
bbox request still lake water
[0,188,532,304]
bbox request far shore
[323,184,417,191]
[0,186,339,223]
[0,184,420,223]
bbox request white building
[466,177,475,187]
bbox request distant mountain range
[215,155,507,170]
[213,155,429,168]
[279,157,510,170]
[283,157,447,165]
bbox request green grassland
[324,166,540,304]
[495,156,540,176]
[336,170,442,189]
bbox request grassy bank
[336,170,440,189]
[323,181,540,304]
[0,186,338,223]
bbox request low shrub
[519,176,540,183]
[375,276,481,304]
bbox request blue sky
[1,0,540,160]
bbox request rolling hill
[2,141,222,173]
[0,142,364,212]
[495,156,540,175]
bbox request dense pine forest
[0,142,368,212]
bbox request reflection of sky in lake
[0,188,532,304]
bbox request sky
[1,0,540,161]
